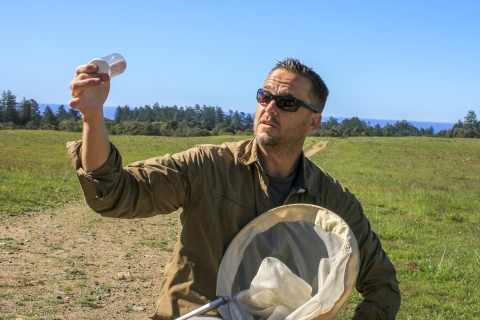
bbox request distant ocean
[38,104,455,133]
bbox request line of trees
[440,110,480,138]
[311,111,479,138]
[1,89,479,138]
[311,117,435,137]
[108,104,254,136]
[0,90,82,131]
[0,90,254,136]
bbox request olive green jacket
[67,138,400,320]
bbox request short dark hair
[270,58,329,113]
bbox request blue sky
[1,1,478,123]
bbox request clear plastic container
[89,53,126,78]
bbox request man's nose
[264,99,279,115]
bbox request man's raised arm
[69,63,111,172]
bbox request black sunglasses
[256,88,318,113]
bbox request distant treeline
[312,113,480,138]
[108,103,254,136]
[1,90,479,138]
[0,90,82,131]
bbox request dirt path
[305,140,329,158]
[0,202,178,319]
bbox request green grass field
[1,130,479,319]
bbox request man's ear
[309,113,322,132]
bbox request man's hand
[69,64,110,123]
[69,63,112,172]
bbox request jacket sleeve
[343,195,401,319]
[66,140,193,219]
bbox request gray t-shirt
[267,168,298,208]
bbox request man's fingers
[70,74,110,97]
[73,64,110,82]
[70,78,102,98]
[73,67,110,82]
[99,73,110,82]
[76,72,109,82]
[75,63,98,76]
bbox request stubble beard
[254,120,281,148]
[255,133,280,147]
[254,114,283,148]
[254,117,310,158]
[254,110,311,157]
[255,131,304,158]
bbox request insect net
[216,204,360,320]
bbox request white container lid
[89,58,110,75]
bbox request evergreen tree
[1,90,19,124]
[392,120,420,136]
[463,110,479,137]
[184,107,196,122]
[232,111,242,125]
[114,106,123,123]
[68,108,81,120]
[452,119,463,129]
[202,105,216,128]
[118,105,132,122]
[239,112,246,125]
[224,110,234,126]
[42,106,58,127]
[215,106,224,125]
[0,91,7,122]
[194,104,202,121]
[132,107,140,120]
[339,117,370,136]
[56,105,70,122]
[320,117,340,130]
[138,105,153,122]
[464,110,478,129]
[158,105,169,122]
[18,98,33,125]
[152,103,161,121]
[176,106,185,122]
[29,99,42,126]
[244,114,254,127]
[373,124,383,136]
[382,123,395,137]
[171,105,179,121]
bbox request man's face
[254,69,322,152]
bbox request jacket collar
[235,138,258,166]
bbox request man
[68,58,400,319]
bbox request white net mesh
[216,204,360,320]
